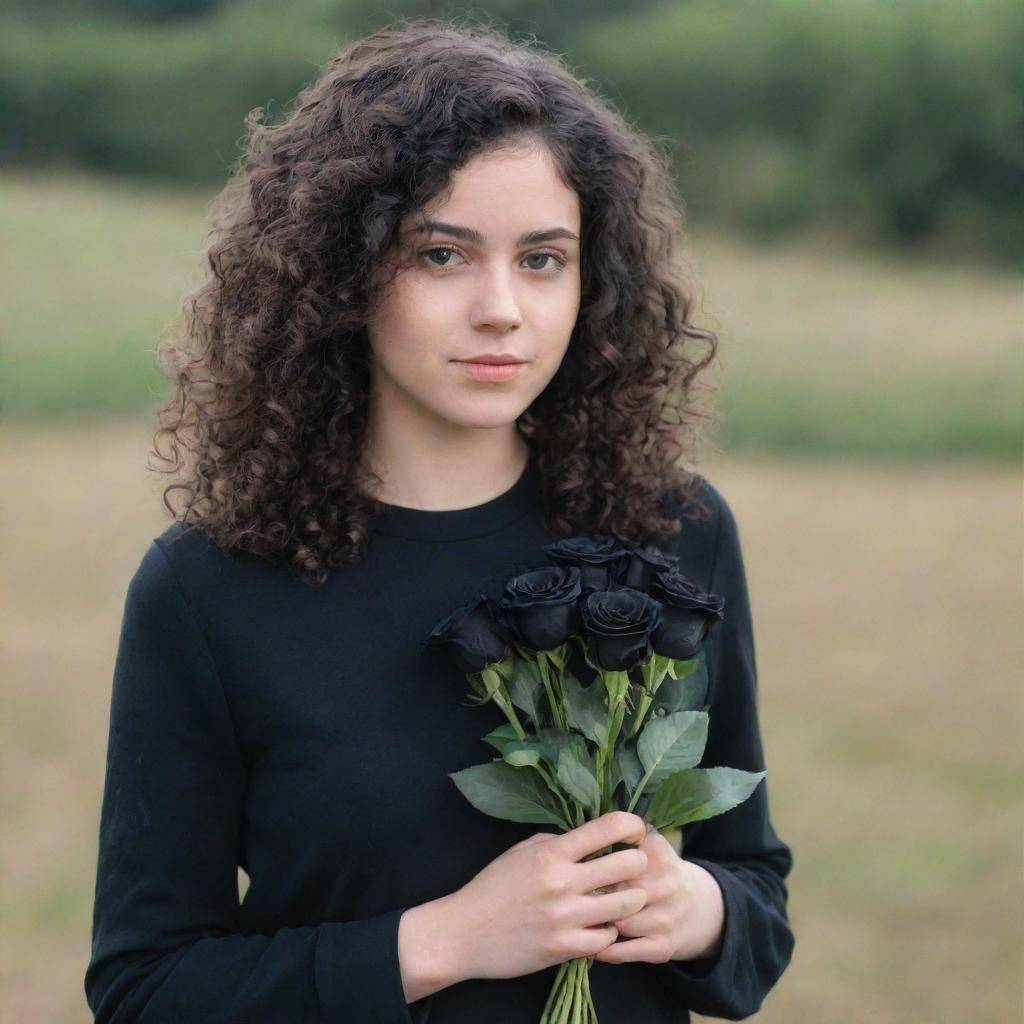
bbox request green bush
[1,2,345,180]
[576,0,1024,262]
[0,0,1020,263]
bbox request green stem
[537,651,567,730]
[582,958,597,1021]
[625,762,655,814]
[563,961,576,1018]
[624,713,660,813]
[541,961,569,1023]
[599,696,629,810]
[571,957,583,1024]
[594,669,624,812]
[608,697,628,752]
[553,960,573,1024]
[532,762,576,832]
[492,684,527,740]
[551,658,566,723]
[626,656,661,739]
[626,692,652,739]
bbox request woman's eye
[523,252,567,272]
[420,246,463,268]
[418,247,566,272]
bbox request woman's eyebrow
[412,219,579,246]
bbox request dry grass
[2,420,1020,1022]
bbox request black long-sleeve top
[85,452,795,1022]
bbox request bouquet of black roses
[423,533,766,1024]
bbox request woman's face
[365,139,582,437]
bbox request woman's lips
[453,360,525,382]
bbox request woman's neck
[357,430,531,511]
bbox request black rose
[422,593,510,674]
[499,566,583,651]
[578,585,664,672]
[614,540,681,592]
[649,568,725,659]
[542,534,632,594]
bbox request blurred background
[1,0,1021,1020]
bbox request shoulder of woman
[137,520,258,611]
[661,473,735,587]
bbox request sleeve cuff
[315,906,434,1023]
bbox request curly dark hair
[150,15,720,587]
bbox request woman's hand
[433,811,652,984]
[590,826,726,965]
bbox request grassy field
[1,169,1021,458]
[2,168,1020,1020]
[1,420,1020,1022]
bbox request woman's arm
[84,540,438,1023]
[650,483,796,1019]
[398,895,473,1003]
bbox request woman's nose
[470,268,524,331]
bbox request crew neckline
[366,450,540,542]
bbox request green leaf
[506,656,545,727]
[533,726,574,768]
[556,736,601,819]
[637,711,709,791]
[481,722,520,754]
[646,767,767,831]
[666,656,701,680]
[494,727,575,773]
[501,732,584,817]
[502,741,544,768]
[449,760,570,828]
[653,660,709,714]
[561,670,609,748]
[612,741,644,801]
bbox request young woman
[85,17,794,1023]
